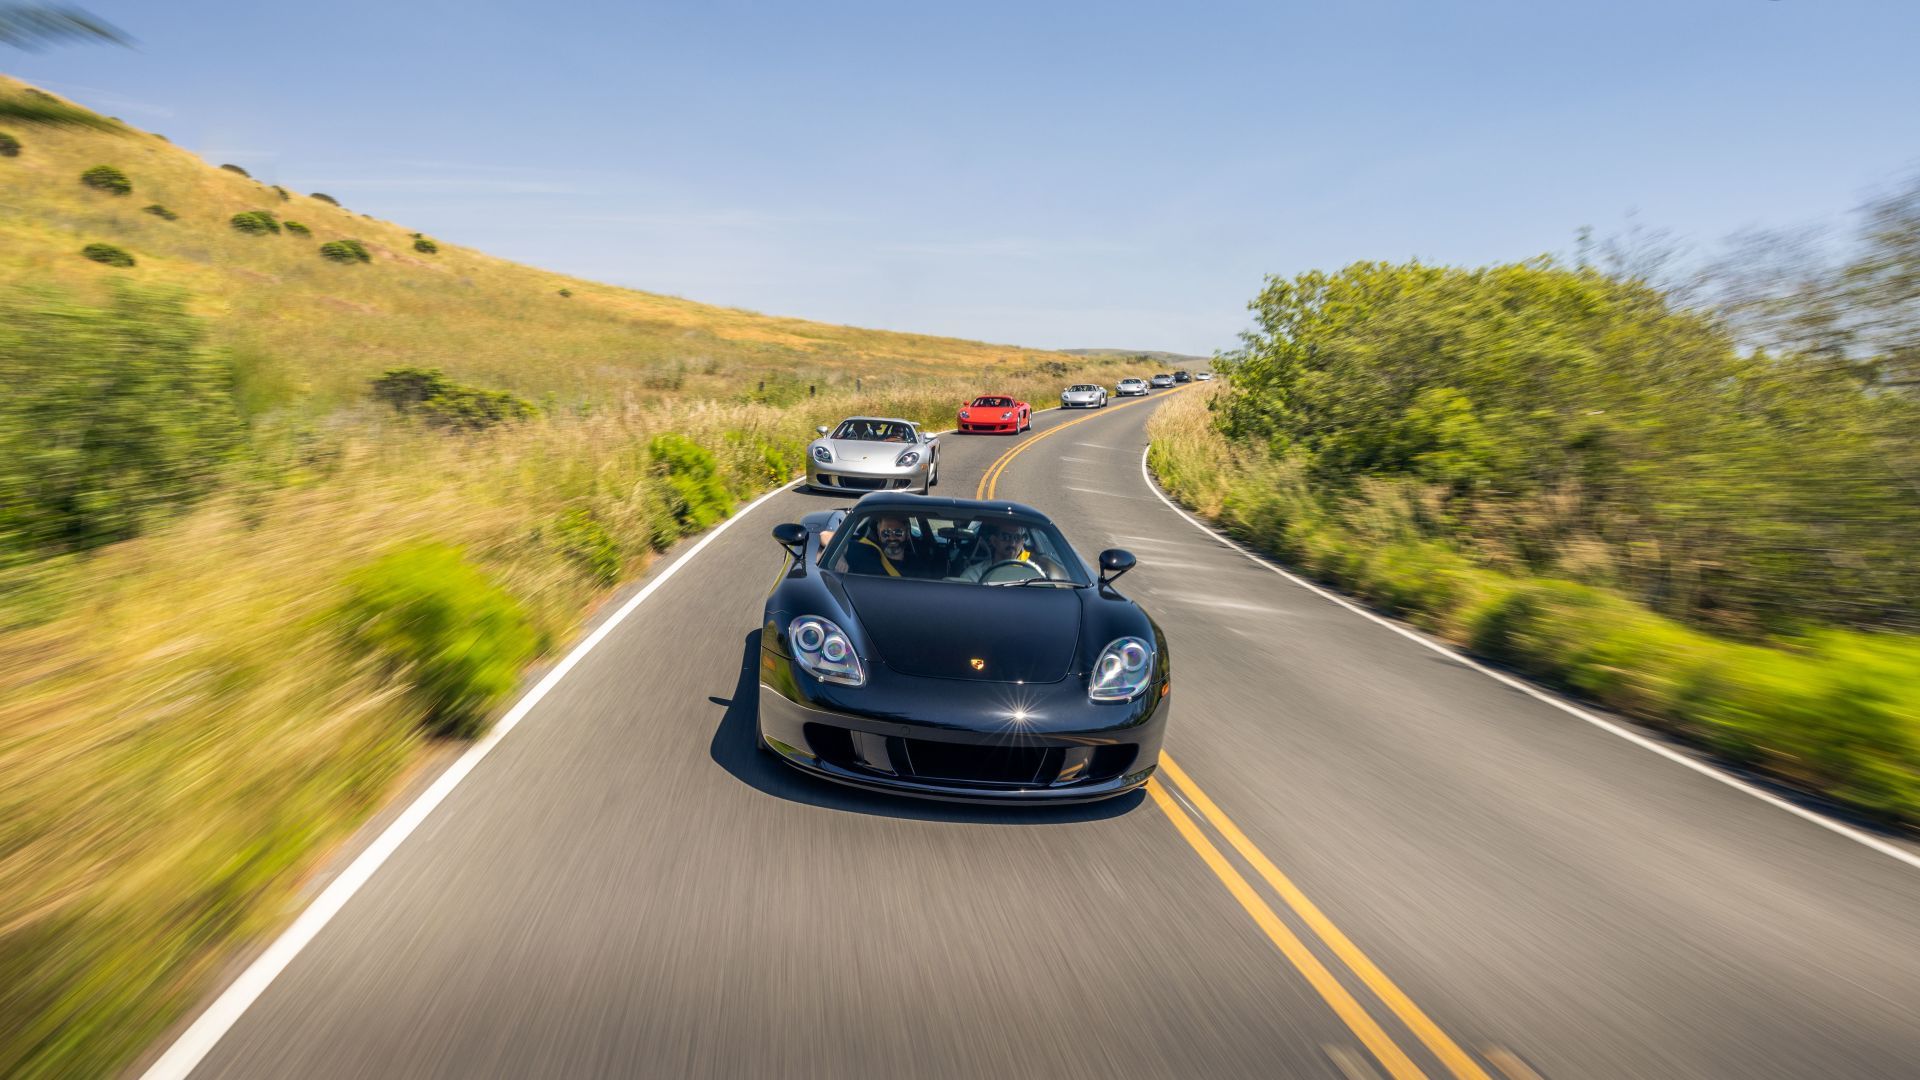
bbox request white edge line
[1136,445,1920,874]
[139,475,810,1080]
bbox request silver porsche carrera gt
[1059,384,1109,409]
[806,417,940,494]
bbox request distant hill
[1061,348,1213,367]
[0,75,1069,414]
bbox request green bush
[1150,427,1920,825]
[282,220,311,237]
[219,163,250,177]
[0,131,19,157]
[551,508,622,584]
[310,191,339,205]
[141,203,178,221]
[229,210,281,235]
[319,238,370,263]
[416,387,535,430]
[0,287,242,554]
[80,242,134,267]
[412,236,439,255]
[79,164,131,195]
[271,184,289,201]
[369,367,535,431]
[557,287,572,298]
[649,433,732,538]
[370,366,452,412]
[336,543,537,737]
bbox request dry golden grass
[0,75,1065,411]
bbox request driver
[965,521,1060,581]
[845,514,933,578]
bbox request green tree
[1217,260,1920,633]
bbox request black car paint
[758,494,1170,802]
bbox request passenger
[844,515,932,578]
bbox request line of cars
[776,370,1216,801]
[803,374,1214,494]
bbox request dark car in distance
[757,493,1170,802]
[1172,370,1193,384]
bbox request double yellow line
[974,391,1493,1080]
[975,389,1177,500]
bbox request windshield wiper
[986,578,1084,588]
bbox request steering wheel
[980,559,1045,584]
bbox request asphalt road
[158,390,1920,1080]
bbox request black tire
[927,454,939,489]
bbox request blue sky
[9,0,1919,353]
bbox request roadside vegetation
[0,76,1128,1079]
[1150,219,1920,828]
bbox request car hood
[820,439,913,466]
[840,576,1081,683]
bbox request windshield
[1067,385,1096,392]
[822,509,1091,586]
[830,419,915,442]
[970,397,1013,408]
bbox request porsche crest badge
[969,657,985,671]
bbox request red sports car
[958,395,1031,434]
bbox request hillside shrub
[412,236,439,255]
[229,210,281,235]
[310,192,339,205]
[0,287,242,554]
[551,508,622,584]
[557,287,572,298]
[0,131,19,157]
[141,203,177,221]
[370,366,451,412]
[649,433,732,538]
[79,164,131,195]
[272,184,289,201]
[369,366,535,431]
[282,220,311,237]
[80,242,134,267]
[219,163,250,177]
[336,543,537,737]
[416,387,536,430]
[319,238,371,263]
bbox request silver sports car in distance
[1116,378,1149,396]
[807,417,940,494]
[1060,384,1108,409]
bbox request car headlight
[1000,411,1012,420]
[788,616,865,686]
[811,444,832,464]
[1088,636,1153,702]
[960,409,970,419]
[895,449,920,467]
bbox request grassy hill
[0,75,1130,1079]
[1062,348,1213,367]
[0,74,1065,413]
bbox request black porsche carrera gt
[757,492,1170,802]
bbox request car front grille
[821,475,908,491]
[802,723,1138,790]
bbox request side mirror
[1098,548,1136,583]
[772,523,808,550]
[815,425,829,436]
